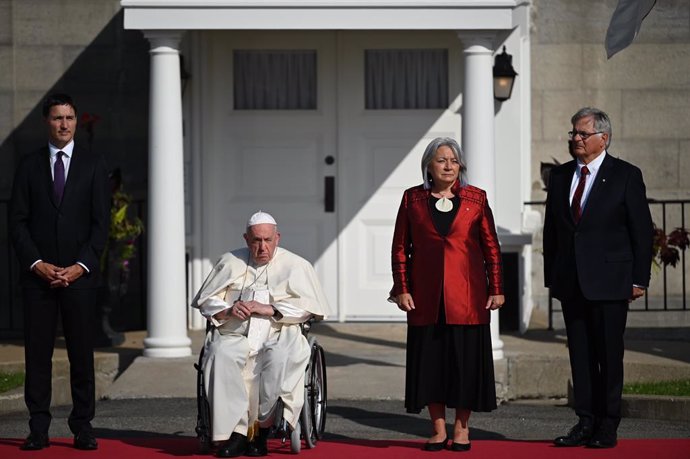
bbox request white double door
[201,31,462,320]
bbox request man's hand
[630,286,645,302]
[395,293,415,312]
[50,264,85,288]
[230,300,274,320]
[32,261,66,286]
[485,294,505,310]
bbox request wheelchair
[194,318,327,454]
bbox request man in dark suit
[543,107,653,449]
[9,93,110,451]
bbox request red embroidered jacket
[390,183,503,325]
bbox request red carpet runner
[1,438,689,458]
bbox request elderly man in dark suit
[9,93,110,451]
[543,107,653,449]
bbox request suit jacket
[543,153,653,301]
[9,144,110,289]
[391,183,503,326]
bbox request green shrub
[0,371,25,393]
[623,379,690,397]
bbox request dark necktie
[571,165,589,223]
[53,151,65,203]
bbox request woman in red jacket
[390,137,504,452]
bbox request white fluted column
[458,33,504,360]
[143,30,192,357]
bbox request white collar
[48,140,75,158]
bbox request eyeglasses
[568,130,604,140]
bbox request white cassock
[191,247,330,441]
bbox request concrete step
[0,352,120,414]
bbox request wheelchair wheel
[308,339,327,439]
[300,386,316,449]
[194,335,213,454]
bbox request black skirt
[405,313,497,414]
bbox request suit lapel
[60,145,83,206]
[41,147,61,208]
[561,161,577,224]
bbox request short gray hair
[571,107,612,148]
[420,137,468,190]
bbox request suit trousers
[561,286,628,427]
[23,287,97,435]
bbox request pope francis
[191,211,329,458]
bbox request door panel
[337,31,463,320]
[202,31,338,317]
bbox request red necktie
[571,165,589,223]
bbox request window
[365,49,448,110]
[233,50,317,110]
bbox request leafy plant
[652,226,689,269]
[107,189,144,273]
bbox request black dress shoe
[74,431,98,450]
[450,441,471,452]
[553,421,593,447]
[245,428,269,457]
[20,432,49,451]
[422,437,448,451]
[216,432,248,458]
[587,423,617,448]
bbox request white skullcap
[247,211,277,228]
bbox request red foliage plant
[653,226,690,268]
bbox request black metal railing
[526,199,690,330]
[0,198,147,337]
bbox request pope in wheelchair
[191,211,329,457]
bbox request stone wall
[530,0,690,325]
[0,0,150,198]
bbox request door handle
[325,176,335,213]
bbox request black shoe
[450,441,471,452]
[422,437,448,451]
[74,431,98,450]
[587,422,617,449]
[20,432,49,451]
[553,421,593,447]
[217,432,248,458]
[245,428,269,457]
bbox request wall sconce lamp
[493,46,517,102]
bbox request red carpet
[1,438,689,458]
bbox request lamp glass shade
[493,75,515,101]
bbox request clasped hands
[213,300,274,322]
[395,293,506,311]
[33,261,84,288]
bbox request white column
[143,30,192,357]
[458,33,504,360]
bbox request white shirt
[569,150,607,212]
[49,140,74,181]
